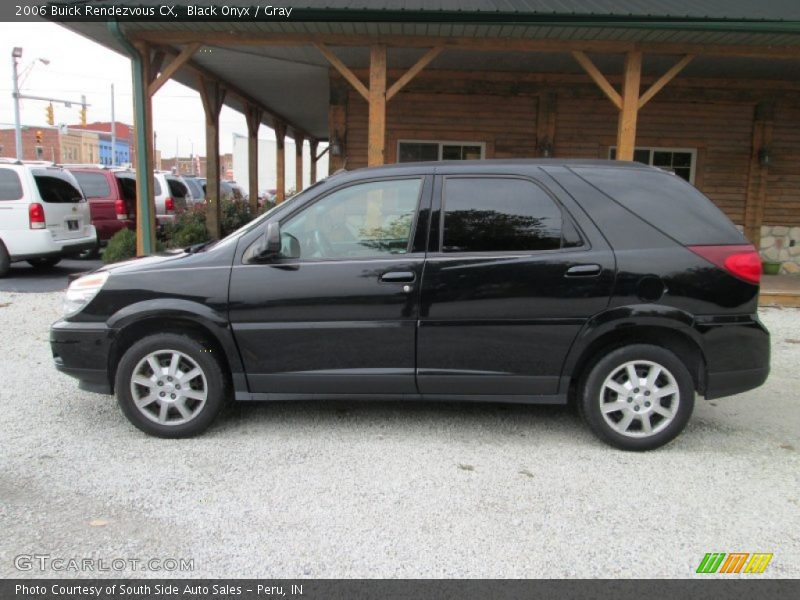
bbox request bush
[164,205,209,248]
[103,228,136,264]
[220,200,253,237]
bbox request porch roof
[60,2,800,140]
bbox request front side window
[0,168,23,201]
[281,178,422,260]
[442,177,563,253]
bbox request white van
[0,159,97,277]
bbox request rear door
[31,168,91,241]
[417,171,615,397]
[71,170,115,223]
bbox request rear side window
[167,178,188,198]
[72,171,111,198]
[442,177,563,252]
[115,175,136,202]
[152,177,162,196]
[32,170,84,203]
[0,168,23,201]
[574,167,744,245]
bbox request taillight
[115,199,128,220]
[688,244,761,285]
[29,203,46,229]
[165,197,174,213]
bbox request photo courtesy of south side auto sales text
[42,4,294,19]
[15,584,302,597]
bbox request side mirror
[256,221,282,259]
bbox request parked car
[51,160,769,449]
[153,171,190,226]
[182,175,205,205]
[200,180,244,204]
[0,159,97,276]
[64,165,136,255]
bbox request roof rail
[0,157,23,165]
[59,163,110,169]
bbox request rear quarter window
[32,169,84,204]
[0,168,23,201]
[72,171,111,198]
[573,167,744,245]
[167,178,188,198]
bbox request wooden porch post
[616,51,642,161]
[294,133,304,192]
[368,44,387,167]
[744,102,775,246]
[245,104,263,215]
[275,121,286,203]
[199,76,226,239]
[132,42,157,255]
[309,139,318,184]
[328,80,348,174]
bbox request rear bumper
[94,219,134,243]
[8,227,98,261]
[697,315,770,399]
[50,319,113,395]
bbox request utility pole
[110,84,116,166]
[11,47,23,159]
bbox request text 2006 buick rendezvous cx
[51,160,769,450]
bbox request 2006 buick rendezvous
[51,160,770,450]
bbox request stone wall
[760,226,800,274]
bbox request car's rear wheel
[0,241,10,277]
[27,257,61,269]
[115,333,227,438]
[579,344,694,451]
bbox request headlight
[63,271,109,316]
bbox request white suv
[0,159,97,277]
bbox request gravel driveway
[1,291,798,578]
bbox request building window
[398,140,485,163]
[608,147,696,183]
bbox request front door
[417,173,615,397]
[229,176,431,395]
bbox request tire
[0,241,10,277]
[115,333,228,438]
[579,344,695,451]
[27,257,61,268]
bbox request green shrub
[165,205,209,248]
[103,228,137,264]
[221,200,253,237]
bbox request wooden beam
[245,103,263,214]
[275,122,286,203]
[149,50,166,85]
[129,31,800,60]
[572,51,622,110]
[638,54,694,109]
[309,139,318,184]
[535,92,557,157]
[199,76,227,239]
[744,102,775,246]
[368,44,387,167]
[315,43,369,101]
[616,51,643,161]
[328,77,348,174]
[132,42,157,256]
[295,134,304,192]
[386,46,444,101]
[148,42,201,97]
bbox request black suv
[51,160,769,450]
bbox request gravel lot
[0,291,798,579]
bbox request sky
[0,21,274,158]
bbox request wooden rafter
[386,46,444,101]
[129,31,800,60]
[616,51,643,161]
[148,42,201,97]
[572,51,622,109]
[638,54,694,109]
[315,43,369,100]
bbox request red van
[65,166,136,254]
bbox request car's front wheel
[115,333,228,438]
[579,344,694,451]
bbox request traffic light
[79,105,87,126]
[35,130,43,144]
[46,103,54,126]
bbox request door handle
[565,264,602,278]
[380,271,416,283]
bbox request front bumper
[50,319,114,395]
